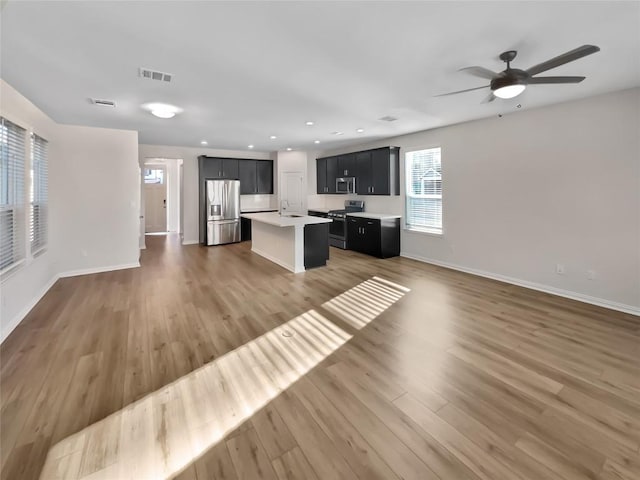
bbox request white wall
[276,150,308,213]
[138,144,275,244]
[1,80,140,342]
[1,80,60,340]
[53,125,140,274]
[314,88,640,313]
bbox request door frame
[140,158,183,248]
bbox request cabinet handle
[371,186,374,193]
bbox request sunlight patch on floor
[322,276,410,329]
[39,310,352,480]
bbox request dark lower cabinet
[241,217,252,241]
[304,223,330,269]
[346,216,400,258]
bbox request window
[144,168,164,184]
[0,117,27,272]
[31,133,48,254]
[405,147,442,234]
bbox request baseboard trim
[58,262,141,278]
[1,274,59,343]
[182,239,200,245]
[2,261,143,344]
[400,252,640,317]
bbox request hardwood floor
[1,234,639,479]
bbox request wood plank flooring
[1,234,639,479]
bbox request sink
[281,213,304,218]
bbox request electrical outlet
[556,264,565,275]
[587,270,596,280]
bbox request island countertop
[242,212,332,227]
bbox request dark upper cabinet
[356,151,372,195]
[256,160,273,194]
[222,158,239,179]
[239,160,257,194]
[317,147,399,195]
[200,156,222,178]
[198,156,237,179]
[370,148,392,195]
[316,158,327,194]
[337,153,357,177]
[200,156,273,195]
[317,156,338,193]
[326,156,338,193]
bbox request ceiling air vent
[379,115,398,122]
[90,98,116,107]
[139,67,173,83]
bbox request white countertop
[346,212,402,220]
[240,207,279,213]
[242,211,332,227]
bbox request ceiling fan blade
[434,85,489,97]
[529,76,586,84]
[459,66,498,80]
[481,92,496,103]
[526,44,600,76]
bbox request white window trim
[404,146,443,236]
[0,114,49,282]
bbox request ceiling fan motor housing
[490,68,530,92]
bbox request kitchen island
[241,212,332,273]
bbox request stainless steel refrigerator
[206,179,241,245]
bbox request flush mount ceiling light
[286,147,292,151]
[331,131,344,136]
[200,140,208,145]
[143,102,182,119]
[269,135,277,140]
[356,128,364,133]
[248,144,254,149]
[314,140,320,144]
[305,121,314,126]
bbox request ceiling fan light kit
[438,44,600,102]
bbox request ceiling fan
[436,44,600,103]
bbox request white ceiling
[2,1,639,152]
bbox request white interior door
[144,167,167,233]
[281,171,304,214]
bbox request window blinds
[405,148,442,234]
[0,117,26,272]
[31,133,48,254]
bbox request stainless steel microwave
[336,177,356,194]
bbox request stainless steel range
[328,200,364,249]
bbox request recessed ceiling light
[379,115,398,122]
[248,144,254,149]
[143,102,181,119]
[269,135,277,140]
[286,147,292,151]
[314,140,320,144]
[200,140,208,145]
[331,131,344,136]
[305,121,314,126]
[356,128,364,133]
